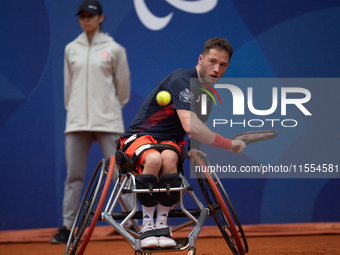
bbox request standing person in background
[50,0,133,244]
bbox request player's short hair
[202,38,233,60]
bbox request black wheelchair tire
[191,152,247,255]
[65,157,114,255]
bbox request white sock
[142,205,155,225]
[156,204,170,227]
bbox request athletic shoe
[158,236,176,248]
[140,220,158,248]
[155,220,176,248]
[155,219,168,229]
[50,226,72,244]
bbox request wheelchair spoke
[191,152,247,255]
[65,156,115,255]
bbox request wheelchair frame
[65,152,248,255]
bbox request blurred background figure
[50,0,133,244]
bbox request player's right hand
[228,139,246,155]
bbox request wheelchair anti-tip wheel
[191,152,248,255]
[65,156,115,255]
[187,247,196,255]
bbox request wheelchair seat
[115,141,186,175]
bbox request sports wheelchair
[64,147,248,255]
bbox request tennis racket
[232,130,278,152]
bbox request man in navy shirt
[117,38,246,248]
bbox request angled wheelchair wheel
[65,156,115,255]
[200,154,248,254]
[201,152,249,253]
[191,152,248,255]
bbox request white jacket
[64,31,130,134]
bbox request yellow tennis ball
[156,91,171,105]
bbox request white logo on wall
[133,0,218,31]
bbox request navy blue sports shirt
[121,67,213,143]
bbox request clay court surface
[1,223,340,254]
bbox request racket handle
[233,146,240,152]
[232,139,247,152]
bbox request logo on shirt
[70,51,78,57]
[179,88,193,104]
[101,51,109,58]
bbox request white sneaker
[140,220,158,248]
[141,220,155,233]
[155,220,176,248]
[155,219,168,229]
[141,236,159,248]
[158,236,176,248]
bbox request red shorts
[119,135,186,174]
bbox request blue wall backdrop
[0,0,339,230]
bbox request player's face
[198,49,230,84]
[78,11,103,34]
